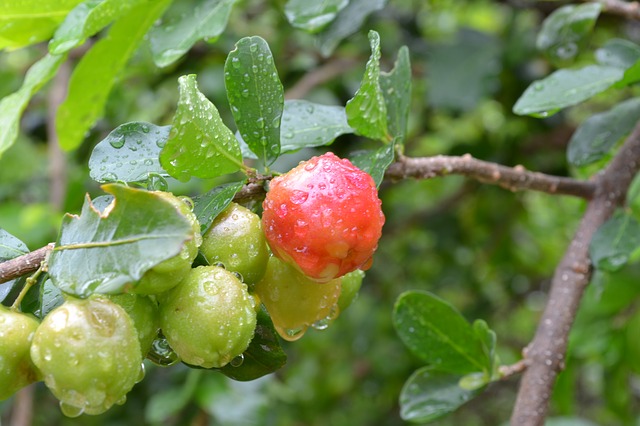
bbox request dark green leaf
[589,210,640,272]
[473,320,498,378]
[89,122,171,183]
[380,46,411,142]
[48,184,193,297]
[393,290,491,374]
[192,181,246,233]
[0,53,66,158]
[160,74,244,182]
[317,0,387,57]
[0,229,29,304]
[150,0,236,68]
[536,3,601,66]
[284,0,348,33]
[567,98,640,167]
[595,39,640,69]
[37,279,64,319]
[399,366,481,423]
[346,30,389,142]
[225,36,284,165]
[513,65,624,117]
[350,141,395,188]
[56,0,171,151]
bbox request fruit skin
[262,152,384,282]
[0,306,40,400]
[337,269,365,313]
[30,296,142,416]
[159,265,257,368]
[254,256,341,341]
[200,202,269,285]
[107,293,159,357]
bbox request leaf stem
[11,262,46,311]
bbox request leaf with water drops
[512,65,624,117]
[192,180,245,233]
[380,46,411,143]
[160,74,244,182]
[317,0,387,57]
[56,0,171,151]
[37,279,64,319]
[149,0,237,68]
[567,98,640,167]
[346,30,389,142]
[89,121,171,184]
[399,366,482,423]
[596,39,640,69]
[536,3,601,67]
[48,184,193,297]
[350,140,396,188]
[225,36,284,165]
[284,0,348,33]
[0,53,66,159]
[589,210,640,272]
[393,290,492,375]
[0,229,29,303]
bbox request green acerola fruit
[200,202,269,285]
[0,306,40,400]
[134,192,202,295]
[107,293,159,357]
[159,265,257,368]
[337,269,364,313]
[30,297,142,417]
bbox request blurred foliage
[1,0,640,424]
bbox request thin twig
[591,0,640,20]
[498,359,529,380]
[0,244,54,285]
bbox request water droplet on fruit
[116,395,127,405]
[277,326,307,341]
[290,190,308,205]
[311,318,331,330]
[59,401,84,418]
[230,354,244,367]
[146,335,180,367]
[136,363,146,383]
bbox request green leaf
[473,319,498,378]
[280,100,353,153]
[48,184,193,297]
[567,98,640,167]
[89,122,171,183]
[0,0,84,50]
[544,418,599,426]
[0,229,29,303]
[627,173,640,217]
[589,210,640,272]
[150,0,237,68]
[56,0,171,151]
[512,65,624,117]
[284,0,348,33]
[393,290,491,375]
[225,36,284,165]
[350,141,396,188]
[0,53,66,159]
[192,180,246,233]
[146,370,202,423]
[536,3,601,66]
[160,75,244,182]
[37,279,64,319]
[380,46,411,143]
[595,39,640,69]
[399,366,481,423]
[346,30,389,142]
[317,0,387,57]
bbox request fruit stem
[11,263,45,311]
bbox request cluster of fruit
[0,152,385,416]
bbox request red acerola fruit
[262,152,385,282]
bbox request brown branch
[510,121,640,425]
[46,59,70,210]
[0,244,54,285]
[385,154,596,199]
[498,360,529,380]
[590,0,640,20]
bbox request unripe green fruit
[30,297,142,416]
[200,203,269,285]
[0,306,40,400]
[107,293,159,357]
[159,265,257,368]
[337,270,364,313]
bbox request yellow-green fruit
[337,270,364,313]
[30,297,142,416]
[159,265,257,368]
[107,293,159,357]
[0,306,40,400]
[200,203,269,285]
[254,256,341,341]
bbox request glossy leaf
[284,0,348,33]
[399,367,481,423]
[346,31,389,142]
[0,229,29,303]
[225,36,284,165]
[393,290,491,375]
[589,210,640,272]
[56,0,171,151]
[567,98,640,167]
[536,3,601,66]
[192,180,246,233]
[89,122,171,183]
[48,184,193,297]
[37,279,64,319]
[473,320,498,378]
[150,0,236,68]
[513,65,623,117]
[350,141,395,188]
[380,46,411,143]
[0,54,66,159]
[318,0,387,57]
[160,75,244,182]
[595,39,640,69]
